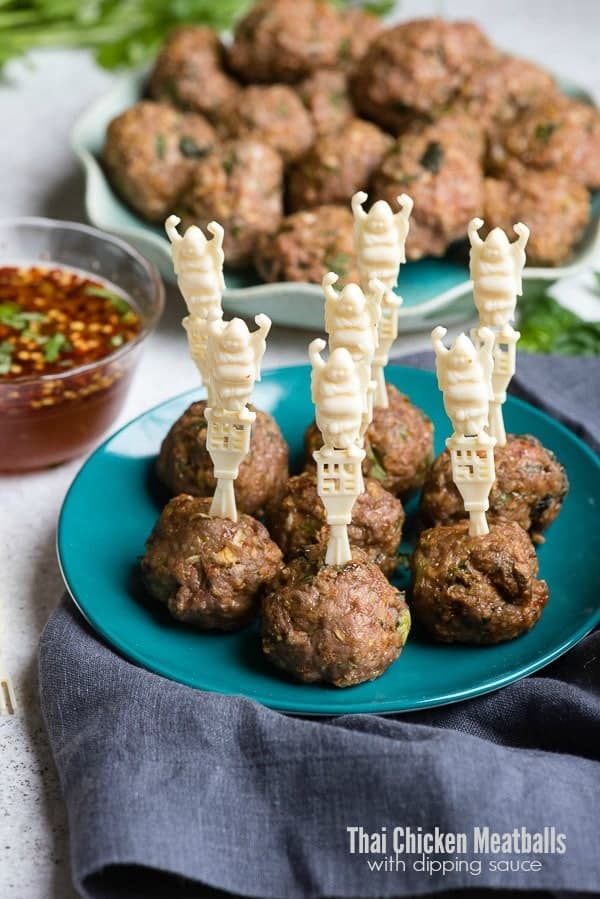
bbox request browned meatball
[351,18,497,132]
[305,383,433,497]
[457,54,557,138]
[336,9,383,71]
[265,471,404,576]
[296,68,354,136]
[371,116,485,260]
[176,139,283,267]
[484,164,590,266]
[156,401,289,519]
[421,434,569,545]
[287,118,392,211]
[254,205,359,287]
[141,495,282,631]
[216,85,314,164]
[489,96,600,190]
[103,101,216,223]
[411,520,549,644]
[261,550,411,687]
[228,0,346,84]
[149,26,239,121]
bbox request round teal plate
[57,365,600,715]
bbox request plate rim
[56,364,600,715]
[70,70,600,328]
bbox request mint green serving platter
[57,365,600,715]
[71,71,600,331]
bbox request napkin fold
[40,352,600,899]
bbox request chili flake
[0,266,141,380]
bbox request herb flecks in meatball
[265,470,404,576]
[305,383,433,497]
[157,400,289,518]
[411,520,548,644]
[176,138,283,268]
[103,101,216,223]
[254,205,359,287]
[149,25,239,120]
[141,495,283,631]
[262,550,410,687]
[421,433,569,544]
[287,118,392,211]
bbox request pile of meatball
[104,0,600,282]
[141,374,568,686]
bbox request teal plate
[71,70,600,331]
[57,366,600,715]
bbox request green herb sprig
[517,281,600,356]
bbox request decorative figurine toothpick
[204,313,272,522]
[309,338,366,565]
[322,271,383,437]
[468,217,529,446]
[432,325,496,537]
[351,191,413,408]
[165,215,225,402]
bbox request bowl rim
[0,215,165,385]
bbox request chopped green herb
[517,284,600,356]
[395,423,408,441]
[155,133,166,159]
[179,136,208,159]
[110,334,124,347]
[276,102,290,117]
[85,285,132,317]
[419,141,444,173]
[366,445,387,482]
[222,150,238,176]
[43,332,70,362]
[0,340,13,374]
[328,91,346,110]
[535,122,557,142]
[337,36,351,62]
[0,302,47,330]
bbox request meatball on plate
[58,365,600,713]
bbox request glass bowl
[0,217,164,472]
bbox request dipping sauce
[0,264,144,472]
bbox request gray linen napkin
[40,353,600,899]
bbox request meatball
[156,401,289,519]
[149,25,239,121]
[336,9,383,71]
[411,520,549,644]
[176,139,283,267]
[103,101,216,223]
[489,96,600,190]
[305,383,433,497]
[484,164,590,266]
[265,471,404,576]
[141,495,282,631]
[457,54,557,137]
[261,550,411,687]
[228,0,346,83]
[254,205,359,287]
[287,118,392,211]
[351,18,496,132]
[371,116,485,260]
[216,85,314,164]
[296,68,354,136]
[421,434,569,545]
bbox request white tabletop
[1,3,599,896]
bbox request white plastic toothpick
[322,271,383,439]
[351,191,413,407]
[204,314,271,521]
[309,338,366,566]
[432,325,496,537]
[165,215,225,403]
[468,217,529,446]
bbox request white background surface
[1,3,600,896]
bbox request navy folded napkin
[40,352,600,899]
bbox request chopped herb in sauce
[0,266,141,379]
